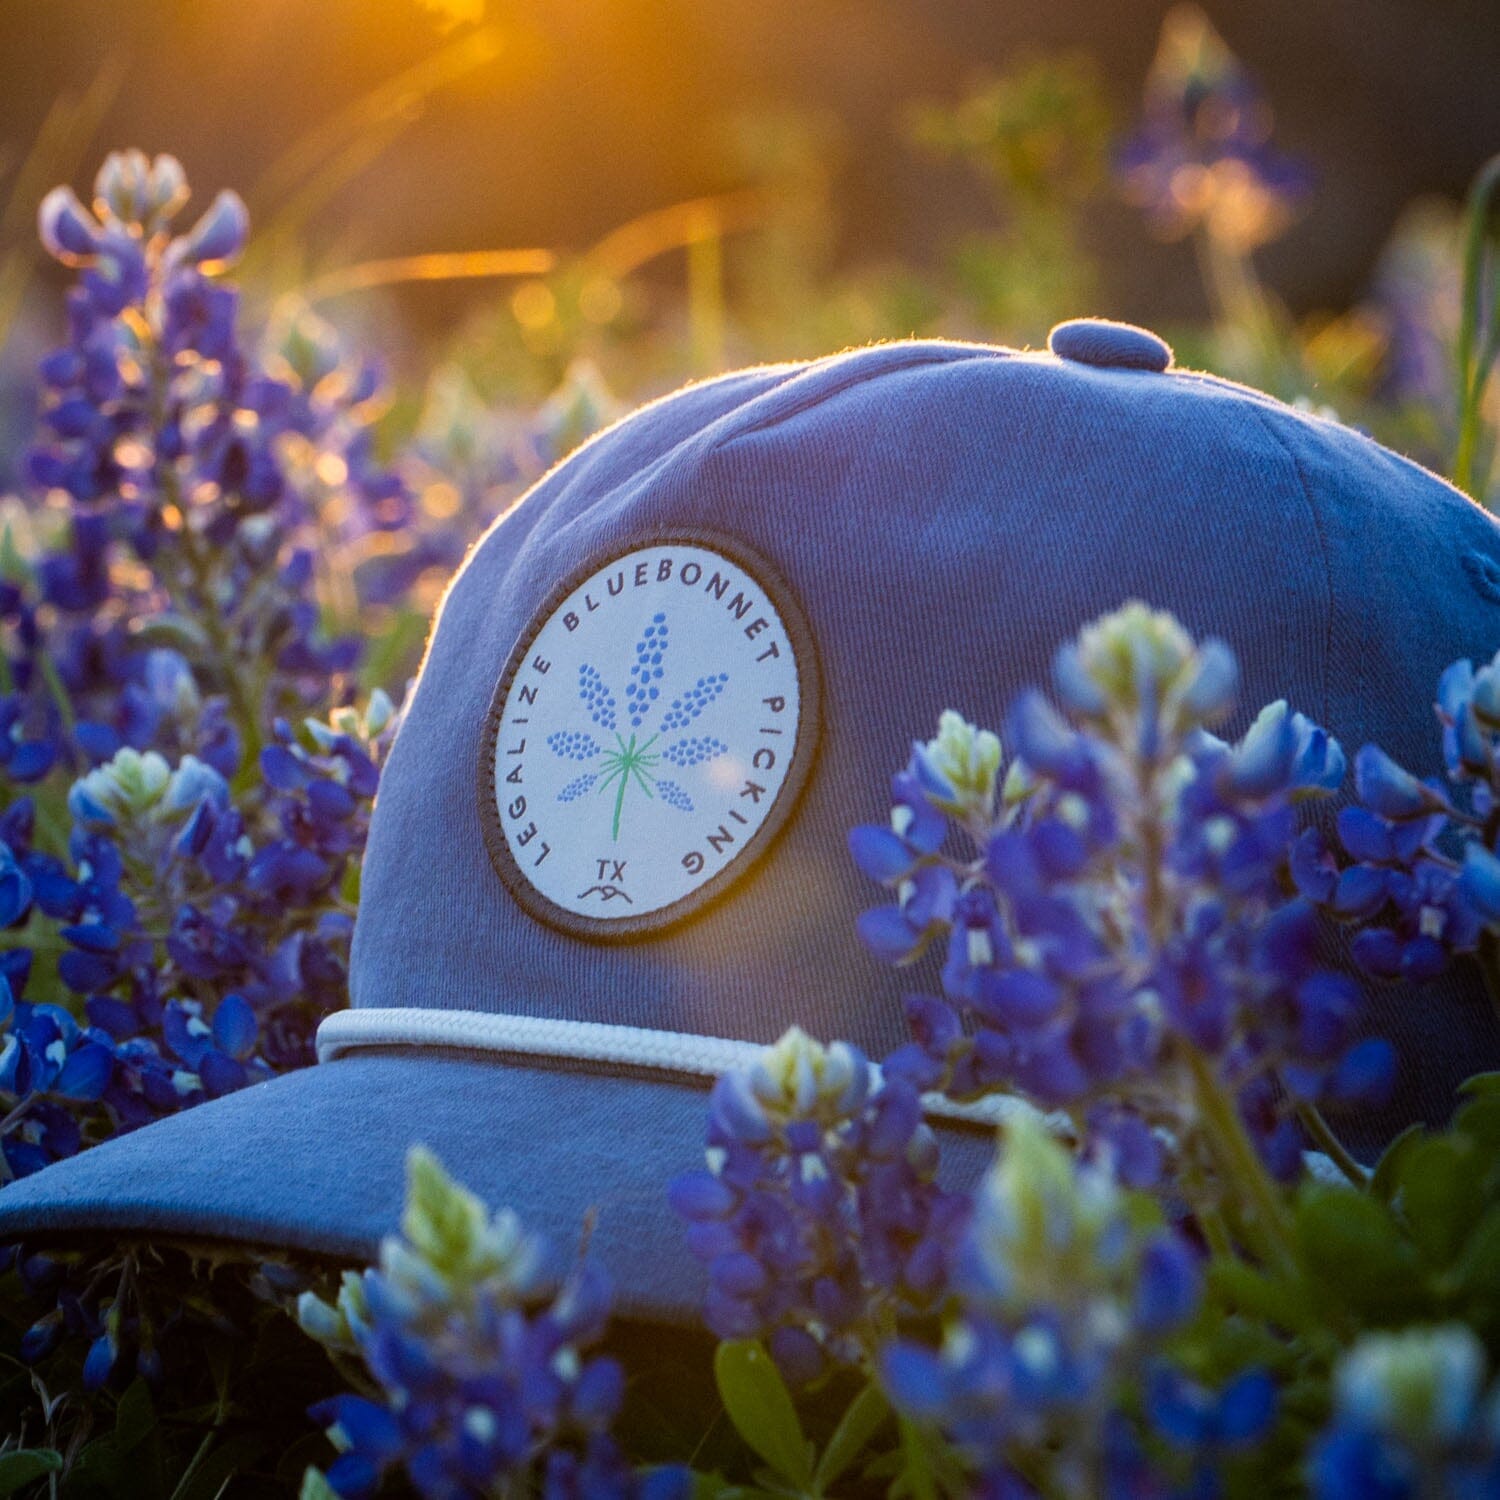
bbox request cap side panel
[1247,407,1335,731]
[1269,411,1500,1132]
[351,361,815,1004]
[350,345,1026,1052]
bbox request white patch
[486,541,809,931]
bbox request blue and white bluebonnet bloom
[1309,1325,1500,1500]
[881,1113,1219,1498]
[852,602,1377,1191]
[1117,7,1311,253]
[670,1026,968,1384]
[300,1148,686,1500]
[0,152,408,1182]
[1296,644,1500,1002]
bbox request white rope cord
[315,1008,1343,1179]
[315,1007,1056,1132]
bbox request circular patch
[479,534,819,939]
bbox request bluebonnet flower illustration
[656,780,693,812]
[661,736,728,768]
[546,730,602,763]
[577,664,618,730]
[545,612,730,838]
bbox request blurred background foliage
[0,0,1496,684]
[0,5,1496,1490]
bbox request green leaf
[0,1450,64,1496]
[175,1436,268,1500]
[114,1377,157,1456]
[1453,1095,1500,1161]
[299,1469,340,1500]
[128,613,211,655]
[1370,1121,1424,1204]
[1454,1203,1500,1307]
[812,1382,890,1495]
[1207,1259,1322,1336]
[1399,1137,1482,1265]
[1458,1070,1500,1097]
[895,1415,938,1500]
[1294,1184,1419,1315]
[68,1437,125,1490]
[713,1340,814,1489]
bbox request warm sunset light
[0,3,1497,1494]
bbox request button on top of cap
[1048,318,1173,373]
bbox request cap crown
[349,339,1500,1133]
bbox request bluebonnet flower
[1145,1364,1279,1495]
[0,675,391,1175]
[1300,646,1500,998]
[22,150,406,776]
[371,359,618,616]
[670,1027,968,1384]
[854,603,1376,1200]
[0,986,116,1180]
[255,697,389,904]
[1308,1325,1500,1500]
[0,692,60,782]
[300,1148,684,1500]
[10,1242,167,1390]
[1117,6,1311,253]
[0,159,404,1170]
[881,1114,1210,1497]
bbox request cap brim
[0,1051,999,1324]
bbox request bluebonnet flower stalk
[3,694,392,1171]
[1299,643,1500,1018]
[22,149,410,776]
[881,1112,1229,1498]
[1309,1325,1500,1500]
[852,603,1385,1261]
[5,1240,165,1391]
[0,152,409,1192]
[300,1147,684,1500]
[669,1025,968,1384]
[1116,6,1310,255]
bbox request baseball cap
[4,319,1500,1322]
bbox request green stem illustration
[597,732,662,840]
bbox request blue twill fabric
[3,322,1499,1322]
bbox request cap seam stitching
[1249,406,1335,730]
[712,345,1011,447]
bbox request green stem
[1197,230,1287,381]
[1182,1158,1237,1256]
[0,1095,33,1137]
[35,651,77,741]
[1454,154,1500,499]
[142,296,265,788]
[1185,1047,1298,1272]
[611,739,632,841]
[172,518,265,787]
[1295,1099,1371,1188]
